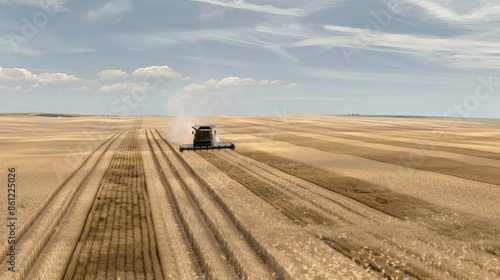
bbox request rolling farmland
[0,114,499,279]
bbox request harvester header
[179,125,235,152]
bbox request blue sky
[0,0,499,117]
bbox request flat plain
[0,114,499,279]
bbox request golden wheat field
[0,114,499,279]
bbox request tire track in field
[199,151,434,279]
[0,130,125,279]
[322,130,500,161]
[64,129,162,280]
[233,149,436,221]
[143,130,203,279]
[260,118,500,160]
[133,116,143,129]
[199,152,336,227]
[0,131,122,256]
[148,129,277,280]
[214,151,372,223]
[220,150,500,279]
[257,133,500,187]
[230,118,500,179]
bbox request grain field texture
[0,114,498,280]
[64,129,162,280]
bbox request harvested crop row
[179,151,375,279]
[226,116,500,158]
[254,132,500,187]
[148,129,276,279]
[64,129,162,279]
[214,151,482,277]
[199,151,431,279]
[225,149,499,279]
[199,152,336,227]
[141,130,202,279]
[0,130,124,279]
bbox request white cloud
[132,65,187,80]
[182,84,205,92]
[285,82,301,88]
[100,82,147,93]
[170,75,283,116]
[37,73,82,83]
[0,67,82,83]
[0,68,36,81]
[206,76,257,87]
[254,79,281,86]
[84,0,133,21]
[97,69,128,79]
[323,25,363,34]
[182,76,279,92]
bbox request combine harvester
[179,125,235,152]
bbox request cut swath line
[63,129,162,279]
[149,128,278,279]
[0,130,125,279]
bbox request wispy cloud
[290,24,500,69]
[191,0,306,16]
[0,35,44,56]
[193,0,343,18]
[1,30,95,56]
[398,0,500,23]
[0,85,23,91]
[0,0,70,13]
[84,0,133,21]
[114,28,299,63]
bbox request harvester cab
[179,125,235,152]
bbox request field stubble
[0,115,499,279]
